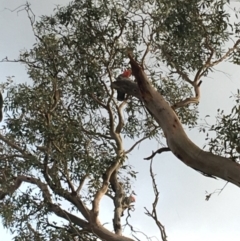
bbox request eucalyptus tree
[0,0,240,241]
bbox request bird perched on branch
[116,69,132,101]
[121,192,136,216]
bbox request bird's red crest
[122,69,132,78]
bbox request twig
[125,136,150,154]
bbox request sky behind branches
[1,1,240,241]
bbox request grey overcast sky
[1,1,240,241]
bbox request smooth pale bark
[112,56,240,188]
[92,225,134,241]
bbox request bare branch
[27,223,42,240]
[141,29,154,66]
[125,136,150,154]
[90,79,125,221]
[90,94,107,109]
[76,174,88,194]
[171,96,199,109]
[80,127,113,140]
[115,99,128,134]
[144,159,168,241]
[172,76,201,109]
[193,34,215,84]
[144,147,171,160]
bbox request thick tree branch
[109,165,134,236]
[91,108,124,224]
[112,180,125,235]
[48,203,90,230]
[92,158,122,222]
[113,54,240,188]
[0,174,134,241]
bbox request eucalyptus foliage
[0,0,239,240]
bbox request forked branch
[144,159,167,241]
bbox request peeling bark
[112,55,240,188]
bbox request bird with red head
[121,69,132,78]
[116,69,132,101]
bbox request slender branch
[0,134,29,156]
[27,223,43,240]
[60,169,76,193]
[81,127,113,140]
[115,99,127,134]
[193,35,214,84]
[125,136,150,154]
[141,28,154,66]
[171,96,199,109]
[90,94,107,109]
[144,159,168,241]
[0,154,25,159]
[144,147,171,160]
[76,174,88,194]
[49,82,60,113]
[52,142,63,153]
[0,175,51,201]
[193,39,240,85]
[209,39,240,68]
[172,80,201,109]
[107,99,123,151]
